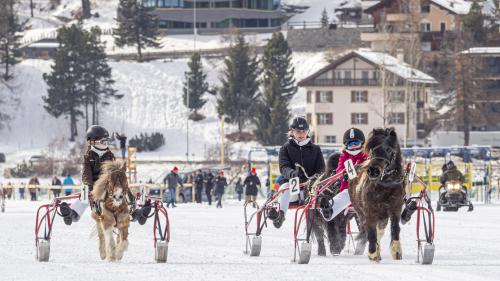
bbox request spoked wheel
[293,207,312,264]
[244,202,264,257]
[36,239,51,262]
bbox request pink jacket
[336,150,369,192]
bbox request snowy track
[0,200,499,281]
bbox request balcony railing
[310,78,380,87]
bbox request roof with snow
[365,0,471,15]
[298,49,438,86]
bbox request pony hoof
[390,240,403,260]
[368,252,381,262]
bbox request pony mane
[93,160,127,200]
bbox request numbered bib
[408,162,417,183]
[289,177,300,196]
[344,159,358,179]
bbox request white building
[297,49,438,145]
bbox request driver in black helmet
[82,125,116,214]
[268,117,325,229]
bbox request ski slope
[0,200,499,281]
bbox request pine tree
[217,33,260,136]
[464,1,488,45]
[262,32,296,100]
[320,8,329,28]
[81,26,121,127]
[43,24,87,141]
[0,0,23,81]
[183,52,209,121]
[254,73,291,145]
[254,32,296,145]
[114,0,161,62]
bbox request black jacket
[195,174,204,189]
[215,176,227,194]
[82,148,115,187]
[205,173,215,189]
[279,138,325,182]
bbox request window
[306,91,312,103]
[344,71,352,80]
[306,113,312,124]
[324,135,336,143]
[351,113,368,124]
[361,71,369,82]
[317,113,333,125]
[421,3,430,13]
[389,112,405,124]
[388,90,405,103]
[372,70,379,80]
[315,91,333,103]
[420,22,431,32]
[440,22,446,32]
[351,91,368,103]
[336,71,342,79]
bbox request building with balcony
[297,49,438,145]
[362,0,471,51]
[144,0,283,34]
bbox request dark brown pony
[348,127,405,262]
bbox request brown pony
[91,161,131,261]
[348,127,405,262]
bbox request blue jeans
[167,188,176,204]
[121,148,126,159]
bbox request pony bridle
[106,169,127,203]
[369,143,400,182]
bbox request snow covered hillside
[0,200,499,281]
[0,52,328,160]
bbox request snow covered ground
[0,200,499,281]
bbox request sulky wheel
[36,240,50,262]
[155,240,168,263]
[421,243,435,265]
[249,236,262,256]
[297,242,312,264]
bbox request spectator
[205,171,215,205]
[163,166,183,208]
[194,169,204,203]
[215,171,228,208]
[51,175,62,198]
[28,176,40,201]
[19,182,25,200]
[244,167,261,207]
[63,174,74,196]
[235,177,244,202]
[6,182,13,199]
[115,132,128,160]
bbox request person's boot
[172,203,177,208]
[59,202,73,226]
[401,199,418,225]
[267,208,279,220]
[273,211,285,229]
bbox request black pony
[309,153,350,256]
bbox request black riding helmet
[290,116,309,131]
[446,160,456,170]
[343,127,365,145]
[86,125,110,141]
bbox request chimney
[396,48,404,63]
